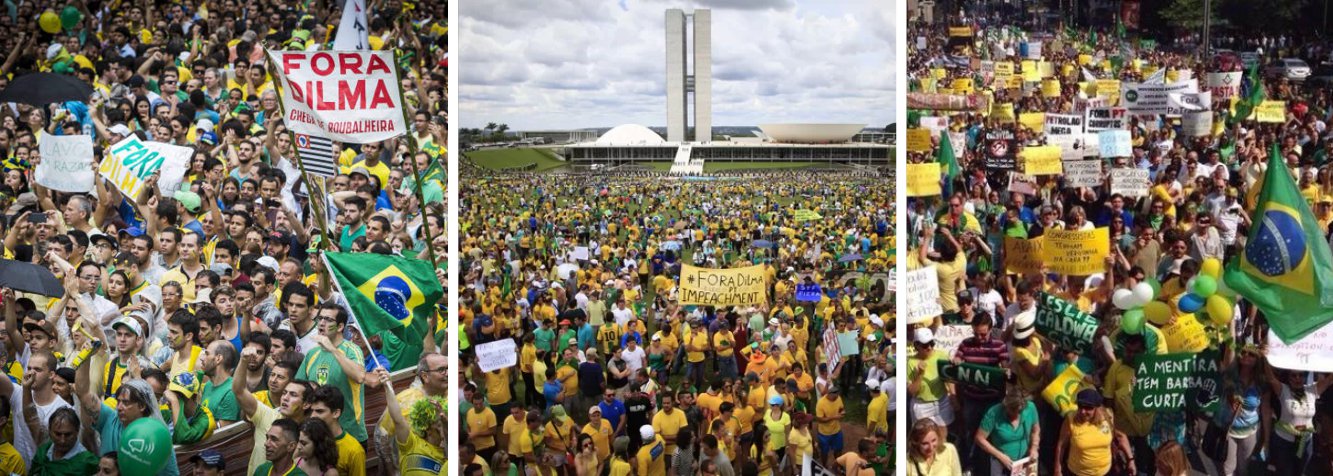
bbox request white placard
[1268,325,1333,372]
[921,116,948,137]
[933,324,974,358]
[1098,130,1132,158]
[267,50,408,144]
[1110,168,1150,197]
[1207,71,1242,99]
[333,0,370,50]
[475,338,518,372]
[1120,80,1199,115]
[1166,91,1212,114]
[571,246,590,261]
[1085,107,1128,131]
[1063,160,1104,187]
[98,136,193,199]
[1049,133,1100,159]
[904,266,944,325]
[1182,111,1213,137]
[36,135,94,193]
[1043,114,1084,135]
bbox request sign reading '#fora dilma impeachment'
[678,264,768,306]
[267,50,407,144]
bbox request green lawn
[467,148,568,171]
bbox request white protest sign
[267,50,408,143]
[333,0,370,50]
[1044,114,1084,135]
[1075,96,1107,113]
[1049,133,1100,159]
[904,266,944,325]
[1120,80,1199,115]
[933,324,974,358]
[1063,160,1104,187]
[99,136,193,199]
[1166,91,1212,114]
[1207,71,1242,99]
[1008,171,1038,195]
[475,338,518,372]
[1111,168,1150,197]
[1182,111,1213,137]
[571,246,590,261]
[1085,107,1128,131]
[921,116,949,137]
[1098,130,1132,158]
[36,135,94,193]
[1268,325,1333,372]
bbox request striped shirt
[954,336,1009,399]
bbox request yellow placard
[949,26,972,37]
[906,128,932,152]
[678,264,768,307]
[1008,75,1023,89]
[1041,227,1110,276]
[1078,54,1092,66]
[1042,364,1086,416]
[1038,61,1055,79]
[1079,81,1095,96]
[920,77,937,93]
[995,62,1014,83]
[1021,146,1063,175]
[1256,100,1286,123]
[951,78,974,94]
[1096,79,1121,105]
[1061,63,1075,79]
[1041,78,1061,98]
[907,163,942,197]
[1022,66,1040,82]
[1166,68,1179,83]
[992,103,1015,123]
[1018,112,1045,132]
[932,68,948,80]
[1161,314,1209,353]
[1004,236,1044,275]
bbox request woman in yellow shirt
[1055,389,1132,476]
[786,413,815,471]
[906,419,961,476]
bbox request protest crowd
[905,7,1333,476]
[454,169,894,476]
[0,0,448,475]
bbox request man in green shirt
[27,407,99,476]
[199,340,240,426]
[164,371,214,444]
[337,196,368,252]
[298,302,368,443]
[534,319,556,353]
[254,418,306,476]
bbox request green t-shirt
[172,403,214,445]
[297,340,367,442]
[28,441,100,476]
[978,400,1038,460]
[340,223,366,251]
[201,377,240,422]
[533,327,556,353]
[254,461,309,476]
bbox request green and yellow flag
[325,252,443,368]
[1225,144,1333,344]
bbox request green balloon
[118,418,172,474]
[60,6,81,30]
[1146,278,1161,298]
[1192,275,1218,298]
[1121,309,1145,335]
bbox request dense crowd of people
[0,0,448,474]
[456,169,894,475]
[907,11,1333,476]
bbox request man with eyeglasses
[297,302,368,445]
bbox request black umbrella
[0,259,64,298]
[0,72,93,106]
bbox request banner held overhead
[267,50,408,143]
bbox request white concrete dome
[758,123,867,143]
[596,124,665,145]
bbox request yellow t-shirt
[815,397,844,436]
[485,368,512,406]
[466,407,498,450]
[399,433,446,475]
[518,428,544,459]
[907,349,948,402]
[713,331,736,357]
[787,428,814,460]
[544,418,577,452]
[335,431,367,476]
[503,415,526,456]
[1067,417,1114,476]
[608,457,632,476]
[652,409,689,453]
[583,419,613,460]
[1103,361,1153,436]
[866,393,890,434]
[1013,339,1045,394]
[686,331,710,363]
[636,436,667,476]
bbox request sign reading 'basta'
[268,50,408,144]
[678,264,768,306]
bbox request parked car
[1266,58,1311,81]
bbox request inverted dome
[758,123,867,143]
[596,124,665,145]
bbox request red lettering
[290,81,305,104]
[366,54,390,75]
[338,80,366,109]
[318,82,336,109]
[370,80,394,109]
[341,54,363,75]
[311,53,335,75]
[281,54,301,75]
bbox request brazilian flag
[325,252,443,369]
[1225,144,1333,344]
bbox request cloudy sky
[460,0,895,131]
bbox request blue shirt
[599,399,627,431]
[577,324,596,351]
[542,380,562,410]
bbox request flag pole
[320,252,387,370]
[265,50,334,251]
[390,51,441,270]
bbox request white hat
[108,124,132,136]
[1013,309,1037,339]
[255,256,280,273]
[195,118,215,132]
[639,425,655,440]
[866,379,881,389]
[867,334,878,342]
[914,327,934,345]
[869,315,884,327]
[768,317,779,326]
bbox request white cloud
[460,0,896,130]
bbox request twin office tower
[666,8,711,143]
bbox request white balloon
[1113,288,1136,310]
[1131,282,1155,306]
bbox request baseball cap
[1225,187,1239,197]
[195,118,215,132]
[768,395,784,406]
[588,406,601,416]
[173,190,202,214]
[639,425,655,440]
[118,226,144,238]
[111,316,142,337]
[255,256,280,273]
[90,233,118,250]
[1076,388,1103,408]
[267,231,292,243]
[198,131,218,146]
[170,371,202,399]
[190,449,225,470]
[22,319,56,338]
[866,379,881,390]
[108,124,132,136]
[914,327,935,345]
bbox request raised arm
[312,335,366,383]
[376,368,409,444]
[233,346,261,418]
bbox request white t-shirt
[611,307,635,327]
[1277,383,1319,441]
[969,287,1005,319]
[622,346,646,375]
